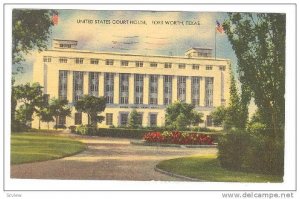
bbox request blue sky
[13,10,237,84]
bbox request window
[134,74,144,104]
[121,60,129,66]
[150,62,157,67]
[106,113,113,125]
[104,73,114,104]
[58,70,68,100]
[192,77,200,106]
[205,77,214,107]
[60,44,71,48]
[164,75,172,105]
[177,76,186,102]
[89,72,99,96]
[150,87,157,93]
[75,58,83,64]
[73,71,84,102]
[149,98,158,105]
[105,59,114,65]
[120,113,128,126]
[149,75,158,104]
[120,97,128,104]
[206,115,213,127]
[105,96,113,104]
[136,113,143,126]
[58,116,66,125]
[178,63,186,69]
[219,65,226,71]
[192,64,199,70]
[59,57,68,63]
[164,63,172,68]
[198,52,210,57]
[43,56,52,62]
[120,74,129,104]
[206,65,213,70]
[90,59,99,65]
[75,112,82,125]
[150,114,157,127]
[136,61,143,67]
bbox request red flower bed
[143,131,214,145]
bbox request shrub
[75,125,97,135]
[247,122,267,136]
[191,127,219,132]
[218,128,284,176]
[75,125,88,135]
[69,125,77,133]
[244,135,284,175]
[87,128,149,139]
[53,124,66,129]
[11,120,30,132]
[217,130,251,170]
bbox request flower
[144,131,214,145]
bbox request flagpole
[214,27,216,60]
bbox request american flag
[52,11,59,25]
[216,20,224,33]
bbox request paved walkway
[11,134,217,181]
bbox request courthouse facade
[32,39,231,129]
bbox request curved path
[11,134,217,181]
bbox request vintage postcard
[3,3,297,197]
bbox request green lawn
[157,155,283,182]
[11,133,86,165]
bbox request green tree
[128,109,142,128]
[211,75,249,130]
[165,101,203,130]
[211,106,227,126]
[39,107,54,130]
[74,95,106,128]
[224,75,249,130]
[11,78,18,129]
[223,13,285,139]
[12,82,44,129]
[219,13,285,175]
[49,98,71,129]
[192,112,204,126]
[12,9,55,66]
[15,104,35,127]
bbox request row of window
[44,56,225,71]
[58,71,215,107]
[60,112,214,127]
[72,112,157,127]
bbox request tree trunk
[39,118,41,130]
[55,116,58,130]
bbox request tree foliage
[128,109,142,128]
[12,9,54,65]
[39,107,55,129]
[12,82,44,129]
[218,13,285,175]
[74,95,106,127]
[211,75,249,130]
[225,75,249,130]
[165,101,203,130]
[223,13,285,138]
[210,106,227,127]
[49,98,71,129]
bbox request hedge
[73,126,221,141]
